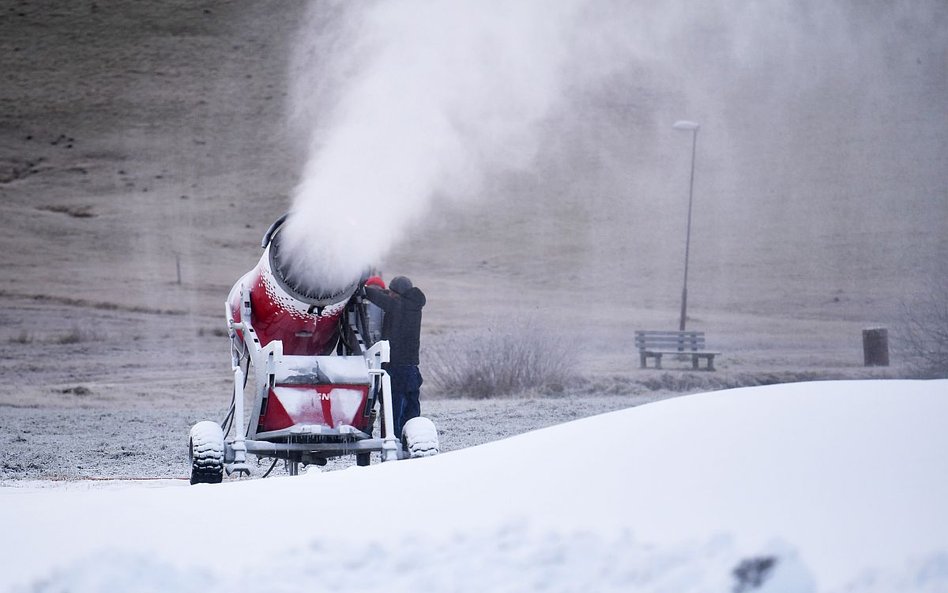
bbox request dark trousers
[385,364,422,439]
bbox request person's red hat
[365,275,386,289]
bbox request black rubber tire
[356,453,371,467]
[189,421,225,485]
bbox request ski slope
[2,380,946,592]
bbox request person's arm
[364,285,397,311]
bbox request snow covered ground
[3,380,946,592]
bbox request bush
[901,278,948,378]
[56,326,101,344]
[9,330,32,344]
[637,371,841,393]
[198,327,229,338]
[425,319,576,398]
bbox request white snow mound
[2,380,947,593]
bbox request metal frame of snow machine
[222,284,401,477]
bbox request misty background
[283,0,948,325]
[375,0,947,321]
[0,0,945,381]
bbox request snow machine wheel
[402,417,439,458]
[189,421,225,485]
[356,453,371,466]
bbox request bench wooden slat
[635,338,706,346]
[643,348,720,356]
[635,330,719,371]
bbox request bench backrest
[634,330,706,351]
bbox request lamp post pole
[673,120,700,331]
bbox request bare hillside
[0,1,945,479]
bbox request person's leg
[400,366,422,427]
[388,365,417,439]
[389,365,422,439]
[387,365,406,440]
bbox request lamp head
[673,120,700,131]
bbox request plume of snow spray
[280,0,593,292]
[280,0,948,295]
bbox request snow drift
[2,380,947,592]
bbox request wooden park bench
[634,330,720,371]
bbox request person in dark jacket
[363,275,426,440]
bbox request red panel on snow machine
[248,271,344,355]
[258,384,370,433]
[228,265,349,356]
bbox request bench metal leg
[640,351,716,370]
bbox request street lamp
[672,120,699,331]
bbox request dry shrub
[425,320,576,398]
[638,371,847,393]
[639,372,720,393]
[901,278,948,378]
[38,204,96,218]
[10,330,33,344]
[56,326,101,344]
[198,327,229,338]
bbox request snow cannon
[226,213,361,357]
[188,214,439,484]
